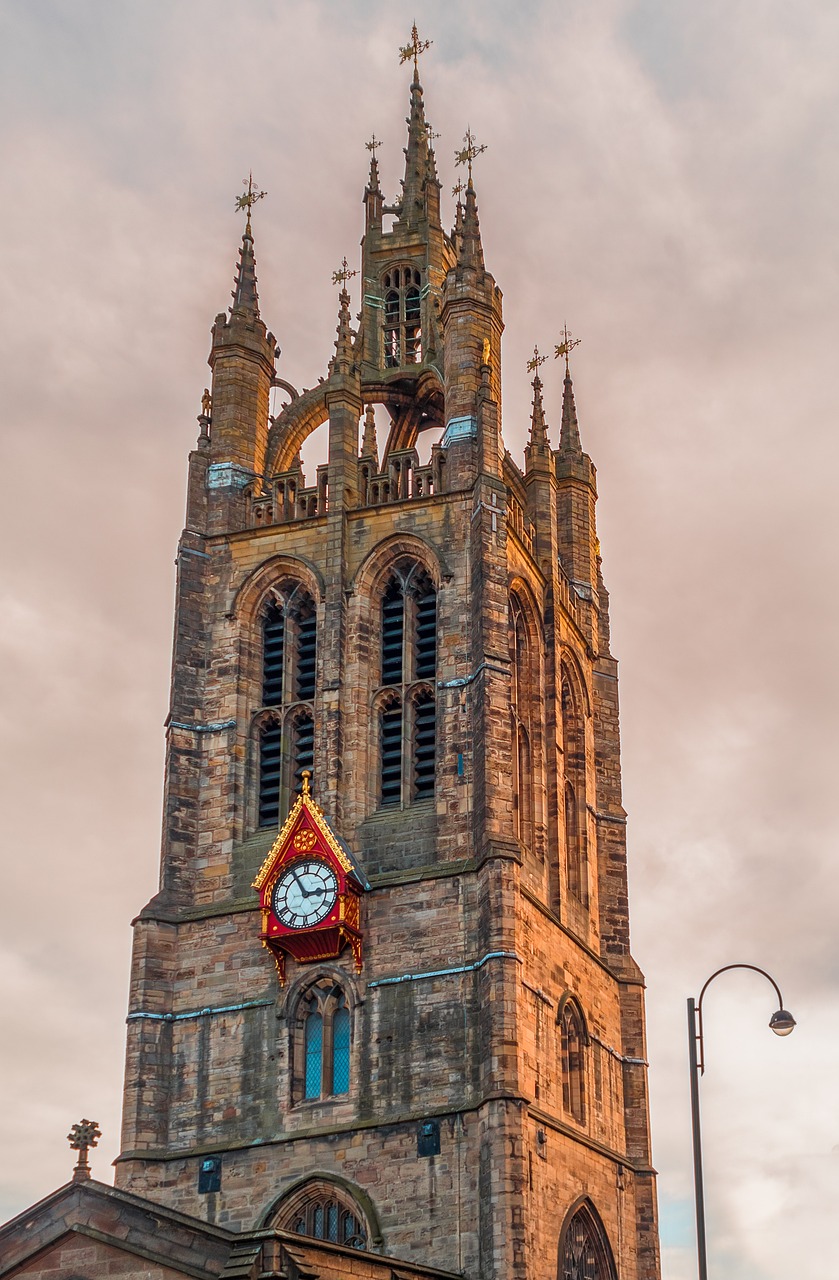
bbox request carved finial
[399,21,432,77]
[67,1119,101,1183]
[555,324,581,374]
[527,345,548,375]
[235,172,267,236]
[300,769,312,798]
[454,126,487,184]
[332,256,359,288]
[419,124,441,147]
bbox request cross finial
[527,344,548,375]
[331,256,358,288]
[454,126,487,184]
[67,1119,101,1183]
[235,172,267,235]
[366,134,382,159]
[555,324,581,374]
[399,21,432,76]
[452,180,466,200]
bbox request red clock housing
[252,777,369,984]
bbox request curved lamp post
[688,964,795,1280]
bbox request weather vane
[366,134,382,159]
[527,345,548,375]
[555,324,581,373]
[399,22,432,75]
[454,127,487,183]
[235,172,267,234]
[332,256,358,288]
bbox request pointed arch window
[256,584,318,828]
[382,266,423,367]
[559,1000,587,1125]
[558,1202,616,1280]
[275,1180,369,1250]
[561,671,587,902]
[376,562,437,807]
[294,982,352,1104]
[510,594,537,849]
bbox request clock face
[271,859,339,930]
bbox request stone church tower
[0,48,660,1280]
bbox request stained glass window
[304,1007,322,1100]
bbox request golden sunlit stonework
[0,31,661,1280]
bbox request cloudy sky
[1,2,837,1276]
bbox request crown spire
[526,347,550,450]
[366,134,382,193]
[360,403,380,469]
[454,129,487,271]
[330,259,358,376]
[397,24,434,225]
[231,175,266,315]
[556,327,583,454]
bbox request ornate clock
[252,774,369,983]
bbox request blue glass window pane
[312,1205,324,1238]
[327,1203,339,1241]
[305,1013,323,1099]
[332,1006,350,1094]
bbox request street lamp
[688,964,795,1280]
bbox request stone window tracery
[558,1202,616,1280]
[256,583,318,827]
[273,1178,369,1251]
[376,561,437,807]
[383,266,423,367]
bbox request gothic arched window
[558,1202,616,1280]
[256,584,318,827]
[294,982,351,1104]
[274,1180,368,1250]
[382,266,423,367]
[559,999,587,1125]
[377,562,437,807]
[561,669,587,902]
[510,594,537,849]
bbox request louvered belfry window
[257,585,318,828]
[377,562,437,807]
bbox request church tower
[112,40,660,1280]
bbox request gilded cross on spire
[527,345,548,374]
[452,180,466,200]
[399,22,432,75]
[420,124,441,147]
[454,127,487,183]
[235,172,267,235]
[331,256,358,288]
[555,324,581,373]
[366,134,382,159]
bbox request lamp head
[769,1008,796,1036]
